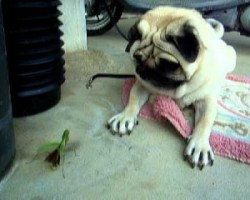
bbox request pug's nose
[134,54,143,62]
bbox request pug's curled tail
[206,18,225,38]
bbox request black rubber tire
[86,1,124,36]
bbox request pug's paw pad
[184,136,214,170]
[107,112,138,136]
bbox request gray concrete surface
[0,16,250,200]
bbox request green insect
[37,129,70,168]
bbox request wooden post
[59,0,87,52]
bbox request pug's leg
[184,97,216,169]
[107,80,150,136]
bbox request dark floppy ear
[167,23,200,63]
[125,21,141,52]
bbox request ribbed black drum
[0,0,15,180]
[2,0,65,116]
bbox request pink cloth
[122,76,250,164]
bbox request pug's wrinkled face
[127,19,200,89]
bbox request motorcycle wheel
[86,0,124,36]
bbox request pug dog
[107,6,236,169]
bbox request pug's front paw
[184,136,214,170]
[107,111,139,137]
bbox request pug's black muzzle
[136,65,185,89]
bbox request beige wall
[59,0,87,53]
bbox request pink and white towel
[122,75,250,164]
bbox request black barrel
[2,0,65,116]
[0,0,15,180]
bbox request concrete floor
[1,16,250,200]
